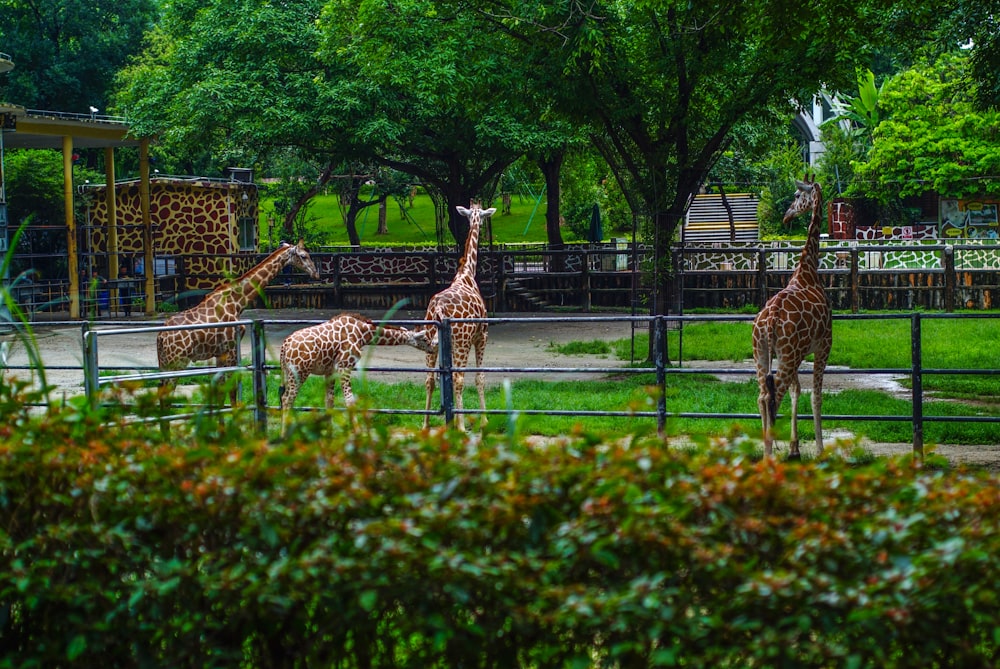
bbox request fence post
[82,322,99,407]
[756,246,768,307]
[497,252,508,312]
[943,245,955,312]
[654,316,667,434]
[332,254,342,306]
[582,250,591,312]
[437,319,455,425]
[911,313,924,459]
[850,248,860,313]
[251,319,268,433]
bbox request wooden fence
[13,241,1000,318]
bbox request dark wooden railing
[12,241,1000,319]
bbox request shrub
[0,397,998,667]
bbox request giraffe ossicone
[156,241,319,404]
[752,174,833,459]
[422,201,495,431]
[279,312,434,432]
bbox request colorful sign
[940,199,1000,238]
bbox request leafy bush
[0,393,998,667]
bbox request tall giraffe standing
[279,312,435,432]
[752,175,832,458]
[422,202,495,431]
[157,241,319,402]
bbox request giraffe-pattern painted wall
[84,178,259,290]
[680,239,1000,273]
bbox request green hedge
[0,389,998,667]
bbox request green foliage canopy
[854,50,1000,201]
[0,0,158,111]
[315,0,573,244]
[115,0,349,170]
[455,0,917,313]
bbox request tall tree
[114,0,377,240]
[854,50,1000,201]
[0,0,158,112]
[938,0,1000,109]
[461,0,927,315]
[316,0,573,248]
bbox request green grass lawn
[241,313,1000,446]
[261,190,559,246]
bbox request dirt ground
[2,308,997,471]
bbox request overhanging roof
[0,104,143,149]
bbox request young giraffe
[422,202,495,431]
[278,312,434,430]
[157,241,319,403]
[752,175,833,459]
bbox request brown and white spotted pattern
[422,203,495,431]
[86,178,260,290]
[278,312,434,428]
[156,241,319,403]
[752,176,833,458]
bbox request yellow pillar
[105,147,121,317]
[105,147,119,282]
[63,136,79,319]
[139,138,154,315]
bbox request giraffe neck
[366,324,414,346]
[225,245,296,312]
[454,219,481,284]
[796,196,823,280]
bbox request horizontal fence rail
[5,313,998,455]
[16,240,1000,318]
[3,312,1000,452]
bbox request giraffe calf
[279,313,434,430]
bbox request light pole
[0,51,14,326]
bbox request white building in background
[792,94,838,167]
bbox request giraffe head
[408,327,437,354]
[783,174,822,225]
[456,202,497,226]
[286,240,320,279]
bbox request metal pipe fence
[6,313,999,455]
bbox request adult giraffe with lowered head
[752,175,832,458]
[422,202,495,431]
[157,241,319,402]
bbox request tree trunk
[717,183,736,243]
[377,200,389,235]
[537,151,566,270]
[282,163,334,240]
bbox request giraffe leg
[787,375,802,460]
[757,372,774,458]
[473,333,487,429]
[216,352,240,408]
[280,377,300,435]
[453,370,466,432]
[766,369,791,459]
[339,367,356,407]
[812,358,827,456]
[423,349,438,429]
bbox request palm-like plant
[825,68,884,146]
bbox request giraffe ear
[456,206,471,217]
[482,208,497,217]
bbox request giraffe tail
[765,372,777,423]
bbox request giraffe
[278,312,435,431]
[422,202,495,431]
[156,241,319,403]
[752,175,833,459]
